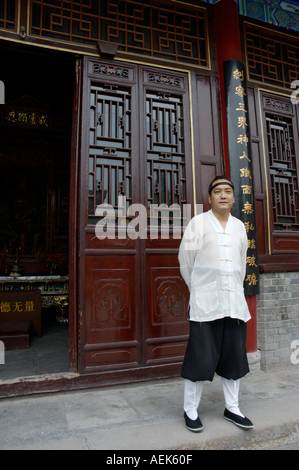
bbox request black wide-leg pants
[181,317,250,382]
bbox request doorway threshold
[0,363,183,399]
[0,372,80,398]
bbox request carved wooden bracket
[97,41,119,59]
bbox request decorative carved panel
[30,0,208,67]
[247,86,299,270]
[263,97,292,114]
[146,89,187,228]
[99,0,208,66]
[95,280,127,323]
[148,266,188,330]
[91,269,131,331]
[90,349,132,366]
[92,63,130,79]
[154,277,184,323]
[147,72,182,88]
[146,263,189,365]
[265,112,299,232]
[82,257,140,372]
[88,82,133,225]
[31,0,100,43]
[245,24,299,88]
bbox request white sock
[221,378,245,418]
[184,379,204,420]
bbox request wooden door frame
[68,58,82,372]
[138,66,194,368]
[69,57,224,375]
[76,57,143,374]
[0,57,225,396]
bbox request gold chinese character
[246,273,258,286]
[239,151,251,162]
[28,113,37,125]
[18,113,28,123]
[236,103,247,113]
[0,302,10,313]
[242,202,254,215]
[235,85,246,97]
[38,115,48,127]
[248,239,256,249]
[233,69,244,80]
[238,116,248,129]
[24,301,34,312]
[6,111,17,123]
[244,221,255,233]
[241,185,252,195]
[13,302,23,312]
[247,255,257,267]
[240,168,252,179]
[237,134,249,146]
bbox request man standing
[179,175,253,432]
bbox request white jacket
[178,210,251,323]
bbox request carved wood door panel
[141,68,192,366]
[77,57,191,374]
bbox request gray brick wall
[257,272,299,372]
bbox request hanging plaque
[4,106,51,129]
[224,59,259,295]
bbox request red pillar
[215,0,242,177]
[215,0,258,354]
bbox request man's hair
[208,175,234,195]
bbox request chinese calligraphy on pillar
[224,59,259,295]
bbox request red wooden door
[77,57,192,375]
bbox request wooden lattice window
[100,0,207,66]
[30,0,208,67]
[266,113,299,232]
[88,81,132,225]
[146,90,186,227]
[87,62,189,230]
[0,0,17,31]
[245,24,299,88]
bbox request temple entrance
[0,46,223,387]
[0,44,75,380]
[75,57,193,375]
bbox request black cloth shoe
[224,408,254,430]
[184,412,204,432]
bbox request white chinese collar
[208,209,234,235]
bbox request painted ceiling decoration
[202,0,299,32]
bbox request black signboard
[224,59,259,296]
[3,106,51,129]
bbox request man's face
[208,180,235,214]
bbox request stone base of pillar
[247,350,261,377]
